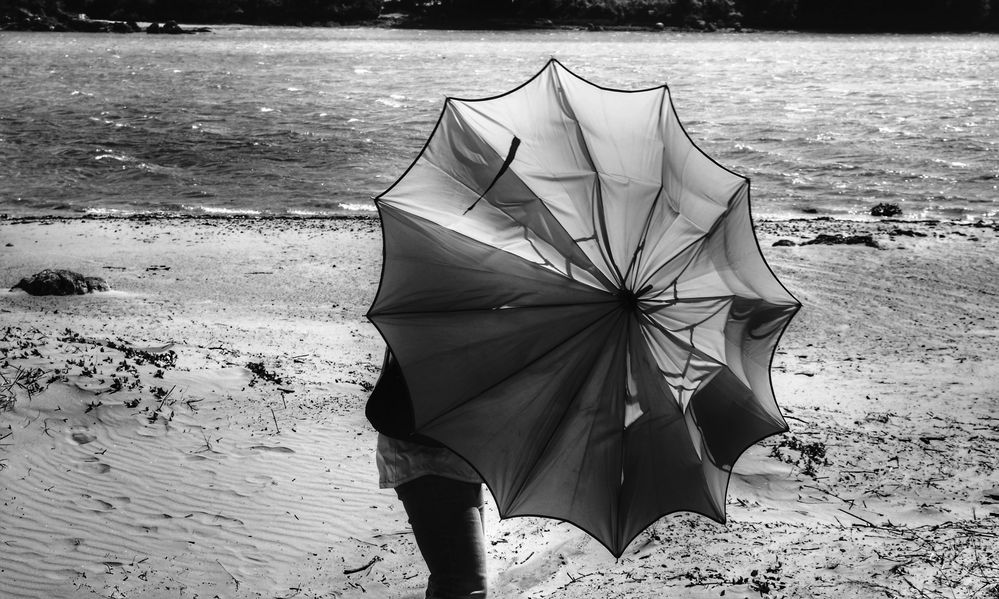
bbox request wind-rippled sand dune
[1,216,997,598]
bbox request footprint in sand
[70,430,97,444]
[249,445,295,453]
[76,460,112,475]
[78,494,115,512]
[244,474,274,485]
[187,511,245,527]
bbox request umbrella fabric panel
[665,189,797,306]
[721,300,800,422]
[478,168,616,291]
[385,101,617,290]
[658,95,746,230]
[551,73,666,186]
[371,203,612,314]
[622,93,745,290]
[643,296,734,365]
[689,367,788,471]
[550,72,669,288]
[378,159,585,280]
[449,74,614,283]
[417,308,632,555]
[618,325,732,552]
[592,173,667,288]
[372,300,620,429]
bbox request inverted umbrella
[367,59,800,557]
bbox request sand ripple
[0,361,380,598]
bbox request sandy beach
[1,215,997,599]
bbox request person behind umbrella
[369,351,488,599]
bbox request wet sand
[1,215,997,598]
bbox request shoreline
[3,211,997,230]
[2,216,998,598]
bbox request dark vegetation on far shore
[2,0,998,33]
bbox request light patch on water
[182,204,263,216]
[84,207,139,216]
[337,202,376,212]
[286,209,333,216]
[932,158,969,168]
[95,153,134,162]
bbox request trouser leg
[395,476,487,599]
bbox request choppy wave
[1,29,997,221]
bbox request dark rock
[147,20,211,34]
[685,17,707,30]
[109,20,134,33]
[887,228,928,238]
[871,202,903,217]
[773,239,797,247]
[84,276,110,292]
[801,234,880,248]
[10,269,110,296]
[162,20,185,34]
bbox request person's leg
[395,476,487,599]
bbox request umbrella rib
[621,88,670,291]
[652,296,733,332]
[640,312,728,372]
[550,68,625,289]
[621,183,665,291]
[462,136,521,215]
[592,189,625,288]
[633,237,705,302]
[642,294,741,308]
[635,184,744,294]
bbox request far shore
[4,7,997,35]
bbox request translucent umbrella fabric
[367,59,800,557]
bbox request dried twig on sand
[343,555,381,575]
[0,365,49,411]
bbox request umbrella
[366,59,800,558]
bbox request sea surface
[0,27,997,220]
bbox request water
[1,27,997,220]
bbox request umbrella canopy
[367,59,800,557]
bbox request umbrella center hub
[618,288,641,313]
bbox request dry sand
[1,215,997,599]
